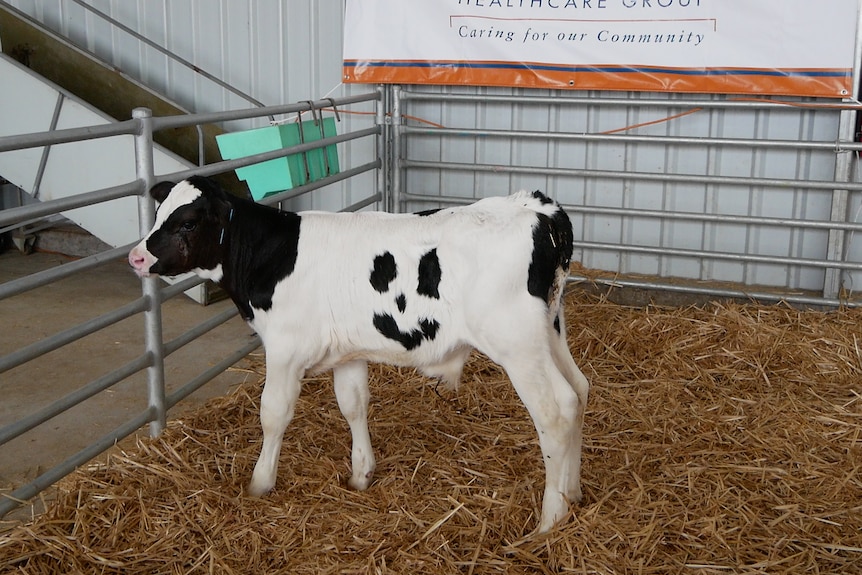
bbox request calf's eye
[180,221,197,232]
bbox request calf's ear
[149,181,176,203]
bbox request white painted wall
[0,53,191,247]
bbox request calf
[129,176,589,533]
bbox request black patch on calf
[191,177,301,320]
[373,313,440,351]
[419,318,440,340]
[415,208,442,217]
[553,314,561,334]
[236,208,301,320]
[396,293,407,313]
[527,206,574,305]
[417,248,442,299]
[370,252,397,293]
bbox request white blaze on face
[149,180,203,238]
[128,180,204,277]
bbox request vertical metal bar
[132,107,167,437]
[376,85,390,212]
[825,137,853,298]
[823,6,862,298]
[195,125,205,167]
[391,85,403,213]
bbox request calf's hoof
[247,477,275,498]
[348,471,374,491]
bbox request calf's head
[128,177,232,282]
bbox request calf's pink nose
[129,248,146,270]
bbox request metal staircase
[0,53,192,249]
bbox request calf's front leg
[248,359,303,497]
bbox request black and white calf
[129,176,589,533]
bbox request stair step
[36,224,113,258]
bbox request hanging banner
[343,0,859,98]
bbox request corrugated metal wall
[6,0,862,298]
[9,0,346,113]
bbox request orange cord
[599,97,862,135]
[600,107,704,135]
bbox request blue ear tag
[219,208,234,245]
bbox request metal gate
[0,91,383,519]
[391,86,862,307]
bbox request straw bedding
[2,289,861,574]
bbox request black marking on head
[396,293,407,313]
[532,190,554,205]
[370,252,397,293]
[149,181,176,203]
[151,176,301,322]
[415,208,443,217]
[553,314,561,334]
[373,313,440,351]
[144,178,231,279]
[417,248,441,299]
[527,205,574,305]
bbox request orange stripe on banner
[343,62,852,99]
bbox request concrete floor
[0,247,258,523]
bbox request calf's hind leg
[550,312,589,503]
[334,360,376,490]
[501,353,584,533]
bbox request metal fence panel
[0,91,382,519]
[397,87,862,299]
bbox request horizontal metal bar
[401,159,862,192]
[152,92,380,132]
[568,274,860,309]
[401,192,862,269]
[157,127,380,185]
[562,204,862,233]
[166,336,261,410]
[401,193,862,233]
[0,353,152,447]
[0,244,134,301]
[571,239,862,271]
[0,214,68,236]
[0,407,155,519]
[404,125,862,153]
[221,126,379,175]
[0,118,139,153]
[341,192,383,213]
[260,160,382,207]
[399,89,854,112]
[163,307,242,357]
[159,275,206,300]
[0,182,140,228]
[0,296,149,374]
